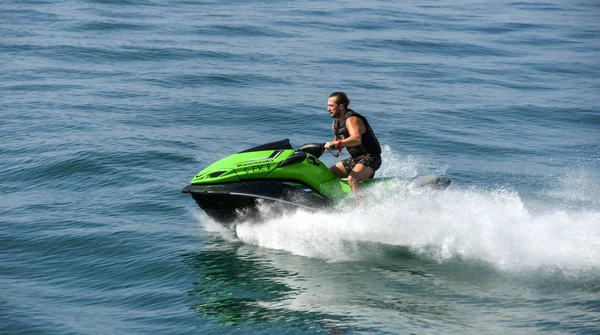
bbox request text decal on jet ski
[241,164,271,174]
[236,159,274,174]
[236,159,274,168]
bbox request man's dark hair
[329,92,350,109]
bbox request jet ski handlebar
[298,143,326,158]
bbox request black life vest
[333,109,382,158]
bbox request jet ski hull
[182,180,332,223]
[182,176,451,223]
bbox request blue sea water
[1,0,599,334]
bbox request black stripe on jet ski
[269,150,284,159]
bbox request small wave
[193,24,295,38]
[355,38,520,58]
[71,21,148,32]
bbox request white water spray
[198,147,600,271]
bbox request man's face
[327,97,342,118]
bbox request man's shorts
[341,154,382,179]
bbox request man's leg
[330,158,354,178]
[329,161,348,178]
[347,163,374,194]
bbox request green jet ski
[182,139,450,223]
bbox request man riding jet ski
[182,139,450,223]
[324,92,383,204]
